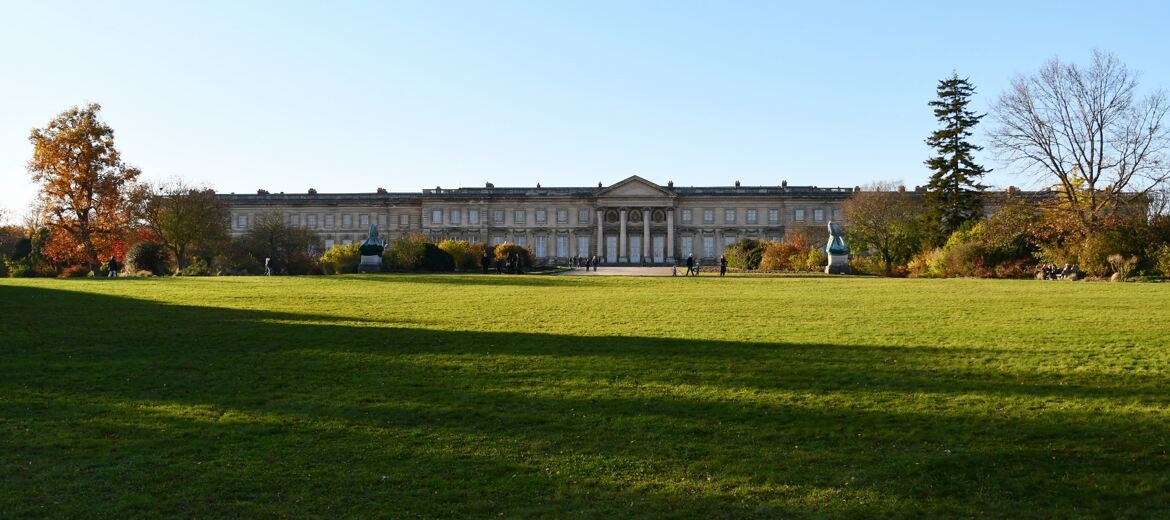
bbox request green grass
[2,274,1168,518]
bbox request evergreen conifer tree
[924,73,989,243]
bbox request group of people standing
[569,255,602,272]
[680,254,729,276]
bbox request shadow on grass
[2,284,1168,518]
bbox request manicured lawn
[2,274,1168,518]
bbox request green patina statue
[825,221,849,255]
[359,224,385,256]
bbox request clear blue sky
[2,1,1168,221]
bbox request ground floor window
[491,235,504,246]
[535,236,547,257]
[702,236,714,258]
[556,236,568,258]
[577,236,589,257]
[681,236,693,258]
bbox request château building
[222,175,929,265]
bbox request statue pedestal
[824,254,851,274]
[358,255,382,273]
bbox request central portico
[593,176,677,264]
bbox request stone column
[642,208,651,263]
[619,208,628,263]
[595,209,603,257]
[667,209,675,262]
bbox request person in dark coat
[685,254,694,276]
[719,255,727,277]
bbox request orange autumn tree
[28,103,142,270]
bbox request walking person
[719,255,727,277]
[685,254,694,276]
[264,257,272,276]
[107,256,118,278]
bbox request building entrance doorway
[629,236,641,263]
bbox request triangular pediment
[596,176,673,198]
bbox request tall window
[535,236,547,257]
[681,209,693,224]
[535,209,546,224]
[342,214,353,228]
[307,214,318,228]
[724,209,736,224]
[450,209,461,225]
[237,214,248,228]
[557,209,568,224]
[577,236,590,257]
[702,236,715,257]
[767,209,779,223]
[578,209,590,224]
[814,209,825,222]
[378,214,386,227]
[516,235,527,247]
[746,209,758,224]
[681,236,693,258]
[493,210,505,224]
[556,236,568,257]
[289,214,301,226]
[514,210,526,225]
[794,209,806,221]
[703,209,714,224]
[431,209,443,225]
[468,210,479,225]
[832,209,842,221]
[324,214,335,227]
[359,214,369,227]
[398,214,410,227]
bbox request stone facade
[222,176,866,264]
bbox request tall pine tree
[924,73,989,244]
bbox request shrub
[438,240,478,271]
[760,234,810,272]
[848,255,884,275]
[385,233,428,271]
[725,239,768,270]
[214,244,262,276]
[319,242,362,274]
[127,241,169,276]
[178,257,213,276]
[1107,254,1138,281]
[58,265,90,278]
[804,248,826,272]
[468,242,489,271]
[420,243,456,272]
[908,248,947,278]
[493,243,533,272]
[5,259,32,278]
[1154,244,1170,278]
[993,258,1035,279]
